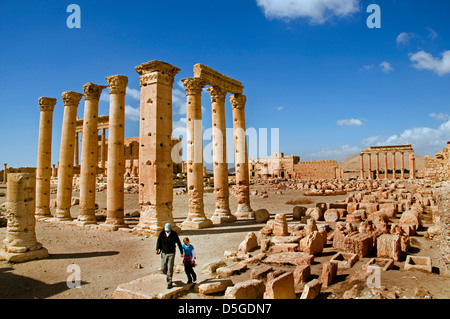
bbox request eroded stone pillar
[35,97,57,218]
[0,173,49,262]
[3,163,7,183]
[409,151,416,179]
[375,152,380,180]
[100,128,106,174]
[76,83,106,226]
[54,91,83,221]
[134,60,181,236]
[208,85,236,224]
[392,152,397,179]
[359,154,364,180]
[74,132,79,167]
[401,152,405,179]
[384,152,388,179]
[101,75,128,231]
[180,77,212,229]
[231,93,253,219]
[367,153,372,180]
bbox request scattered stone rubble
[186,179,447,299]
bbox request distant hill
[339,154,425,172]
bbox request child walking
[182,237,197,284]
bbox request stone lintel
[193,63,243,94]
[361,145,413,154]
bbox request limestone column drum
[375,152,380,180]
[54,91,83,221]
[400,152,405,179]
[134,60,181,236]
[208,85,236,224]
[409,151,416,179]
[101,75,128,230]
[77,83,106,226]
[359,154,364,180]
[180,77,212,229]
[3,163,7,183]
[384,153,388,179]
[230,93,253,219]
[35,97,57,218]
[392,152,397,179]
[0,173,49,262]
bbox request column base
[234,205,255,220]
[74,216,97,226]
[99,223,129,231]
[50,217,73,223]
[181,218,213,230]
[210,215,236,225]
[0,247,49,263]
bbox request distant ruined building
[422,142,450,182]
[249,152,343,181]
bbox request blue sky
[1,0,450,168]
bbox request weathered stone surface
[263,272,296,299]
[197,279,234,295]
[300,279,322,299]
[263,252,314,266]
[293,206,307,220]
[293,265,311,284]
[273,214,288,236]
[306,207,322,221]
[270,243,299,253]
[250,265,273,279]
[202,259,227,274]
[299,231,324,255]
[224,279,265,299]
[404,255,432,273]
[217,262,248,278]
[324,209,340,222]
[254,209,270,223]
[238,232,258,253]
[321,261,338,287]
[377,234,401,261]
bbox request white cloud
[172,88,187,115]
[100,91,110,103]
[256,0,361,24]
[379,61,393,73]
[126,87,140,100]
[275,106,284,111]
[360,65,374,71]
[337,119,363,126]
[429,112,449,121]
[396,32,416,46]
[410,50,450,76]
[125,105,140,122]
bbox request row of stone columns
[33,76,128,230]
[360,151,415,180]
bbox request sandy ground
[0,182,449,299]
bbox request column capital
[135,60,180,87]
[38,97,57,112]
[181,77,206,95]
[106,75,128,95]
[62,91,83,106]
[82,82,107,101]
[230,94,246,109]
[207,85,227,103]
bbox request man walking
[156,223,183,288]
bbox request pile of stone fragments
[192,180,444,299]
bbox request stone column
[180,77,212,229]
[54,91,83,222]
[76,83,106,226]
[208,85,236,224]
[101,75,129,231]
[3,163,7,183]
[409,151,416,179]
[0,173,49,262]
[375,152,380,180]
[230,93,253,219]
[392,152,396,179]
[134,60,181,236]
[35,97,57,218]
[74,132,79,168]
[384,152,388,179]
[367,153,372,180]
[359,154,364,180]
[100,128,106,174]
[400,152,405,179]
